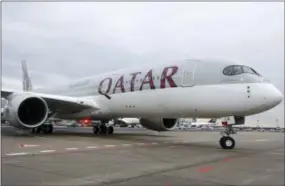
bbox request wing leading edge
[1,89,99,114]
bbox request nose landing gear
[219,124,237,149]
[219,136,235,149]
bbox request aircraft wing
[1,88,18,98]
[1,89,99,114]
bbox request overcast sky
[2,2,284,126]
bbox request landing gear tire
[93,126,99,134]
[219,136,235,149]
[43,125,53,134]
[31,127,41,133]
[107,126,114,134]
[100,125,108,135]
[93,125,114,135]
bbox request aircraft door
[181,62,196,87]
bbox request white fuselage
[31,59,283,120]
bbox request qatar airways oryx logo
[98,66,179,95]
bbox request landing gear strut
[219,124,236,149]
[93,121,114,135]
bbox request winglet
[21,60,33,91]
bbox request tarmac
[2,126,284,186]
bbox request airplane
[191,118,217,130]
[1,59,283,149]
[114,117,141,127]
[1,98,8,123]
[1,107,7,123]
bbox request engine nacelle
[140,118,178,131]
[5,93,49,130]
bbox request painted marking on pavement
[40,150,56,153]
[255,139,269,142]
[5,141,193,157]
[86,146,98,149]
[6,152,28,156]
[66,148,79,151]
[199,166,213,173]
[19,144,40,148]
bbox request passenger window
[231,66,243,75]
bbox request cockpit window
[250,68,261,76]
[231,66,243,75]
[222,65,242,75]
[223,65,262,76]
[242,66,261,76]
[242,66,255,74]
[222,66,234,76]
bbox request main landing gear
[93,122,114,135]
[31,124,53,134]
[219,124,237,149]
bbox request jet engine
[5,93,49,130]
[140,118,178,131]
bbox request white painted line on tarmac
[19,144,40,148]
[104,145,116,148]
[40,150,56,153]
[86,146,98,149]
[6,152,28,156]
[192,139,207,142]
[255,139,269,142]
[66,148,78,151]
[151,142,158,145]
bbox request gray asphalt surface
[2,126,284,186]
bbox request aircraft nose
[267,85,283,107]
